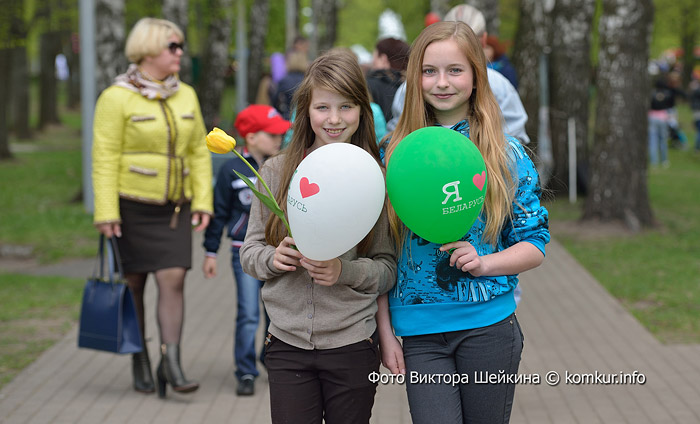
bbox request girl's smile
[308,88,360,151]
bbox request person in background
[92,17,212,398]
[484,35,518,89]
[665,71,688,150]
[289,35,310,59]
[366,37,410,125]
[273,51,308,120]
[648,76,675,167]
[203,105,291,396]
[690,74,700,153]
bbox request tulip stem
[231,149,292,236]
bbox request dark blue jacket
[203,150,261,254]
[273,71,305,120]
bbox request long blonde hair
[264,49,381,253]
[386,21,514,246]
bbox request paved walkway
[1,235,699,423]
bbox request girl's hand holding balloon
[273,237,303,272]
[300,257,342,286]
[440,241,487,277]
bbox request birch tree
[0,4,12,159]
[37,0,61,129]
[9,1,31,139]
[547,0,595,196]
[583,0,654,229]
[467,0,499,35]
[199,0,233,129]
[317,0,337,53]
[511,0,551,152]
[163,0,192,83]
[95,0,126,94]
[247,0,270,104]
[310,0,337,56]
[430,0,450,17]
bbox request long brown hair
[386,21,514,246]
[264,49,381,253]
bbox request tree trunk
[511,0,550,152]
[39,31,61,129]
[467,0,499,35]
[430,0,450,17]
[583,0,654,230]
[310,0,337,56]
[318,0,337,53]
[310,0,320,58]
[163,0,192,84]
[247,0,270,104]
[285,0,299,51]
[199,0,233,130]
[95,0,126,95]
[67,32,81,109]
[11,46,31,138]
[0,47,12,160]
[8,1,31,139]
[547,0,595,196]
[679,2,696,88]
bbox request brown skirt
[115,199,192,273]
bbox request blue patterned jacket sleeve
[500,138,550,255]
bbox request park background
[0,0,699,394]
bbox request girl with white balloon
[239,49,397,424]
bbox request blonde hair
[386,21,514,246]
[264,49,381,253]
[125,18,184,64]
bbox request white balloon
[287,143,385,261]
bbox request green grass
[1,116,95,263]
[0,273,83,388]
[547,147,700,343]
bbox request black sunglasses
[167,42,184,54]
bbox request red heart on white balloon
[300,177,320,198]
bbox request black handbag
[77,235,143,354]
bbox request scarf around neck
[113,64,180,100]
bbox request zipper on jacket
[160,100,185,229]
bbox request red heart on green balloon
[473,171,486,191]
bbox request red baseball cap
[234,105,292,138]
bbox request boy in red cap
[202,105,291,395]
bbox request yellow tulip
[204,126,292,236]
[206,127,236,154]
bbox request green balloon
[386,127,488,244]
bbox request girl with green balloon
[377,21,550,424]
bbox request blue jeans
[231,247,266,380]
[648,116,669,165]
[402,314,523,424]
[695,118,700,152]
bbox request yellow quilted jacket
[92,83,213,224]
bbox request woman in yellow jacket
[92,17,212,398]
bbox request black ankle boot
[132,346,155,393]
[156,343,199,398]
